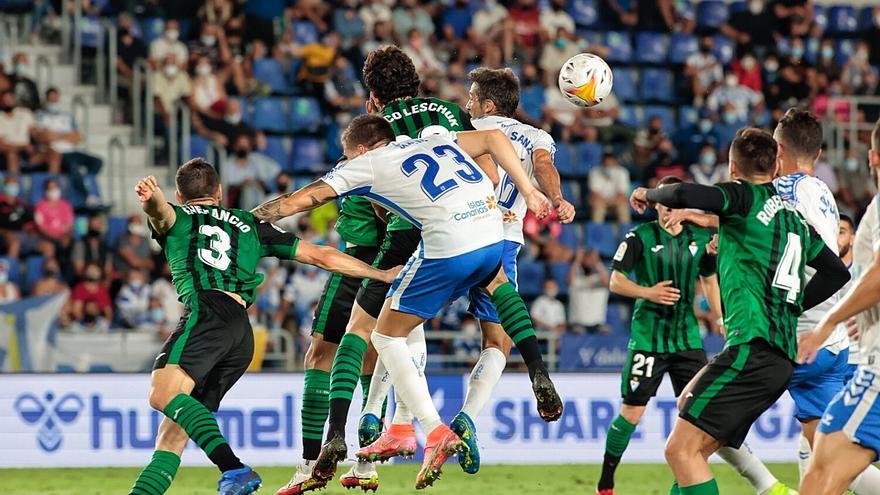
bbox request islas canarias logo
[14,392,84,452]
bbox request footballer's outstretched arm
[252,180,338,223]
[631,183,726,215]
[533,148,575,223]
[296,242,400,283]
[135,175,176,234]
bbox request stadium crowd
[1,0,879,367]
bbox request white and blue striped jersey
[321,135,503,259]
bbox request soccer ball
[558,53,613,108]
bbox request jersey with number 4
[852,195,880,372]
[714,181,825,361]
[471,115,555,245]
[154,203,300,306]
[321,135,502,259]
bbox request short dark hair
[657,176,683,187]
[776,108,823,159]
[872,118,880,152]
[342,114,395,150]
[176,157,219,202]
[468,67,520,117]
[840,214,854,231]
[45,87,59,98]
[363,46,420,106]
[731,127,778,176]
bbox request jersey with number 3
[714,181,825,361]
[471,115,555,245]
[321,135,502,259]
[153,203,300,306]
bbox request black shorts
[311,244,380,344]
[356,227,423,318]
[153,291,253,411]
[679,339,794,449]
[621,349,708,406]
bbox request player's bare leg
[665,418,723,494]
[801,431,877,495]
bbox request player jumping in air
[253,115,555,489]
[126,161,400,495]
[798,119,880,495]
[630,128,849,495]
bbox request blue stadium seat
[635,32,670,65]
[263,136,290,168]
[253,59,292,94]
[68,174,102,210]
[668,33,698,64]
[835,39,856,65]
[27,173,59,205]
[639,68,675,103]
[516,260,545,298]
[141,17,165,45]
[0,256,21,286]
[569,0,600,27]
[252,97,289,132]
[603,32,632,64]
[558,223,581,251]
[814,5,828,33]
[678,105,699,128]
[288,97,323,132]
[326,123,343,163]
[578,30,604,47]
[24,255,44,293]
[804,37,820,64]
[643,105,676,132]
[554,143,576,177]
[827,5,858,35]
[292,20,319,44]
[289,138,324,174]
[189,135,210,159]
[858,6,874,31]
[605,303,629,335]
[576,142,603,176]
[107,215,129,248]
[585,222,619,258]
[618,105,640,128]
[88,364,114,373]
[561,181,583,210]
[549,262,570,295]
[728,1,746,14]
[712,34,735,65]
[697,1,728,29]
[519,85,545,120]
[611,67,637,102]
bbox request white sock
[362,357,391,419]
[371,330,440,433]
[850,464,880,494]
[797,434,811,482]
[392,324,427,425]
[716,442,778,494]
[460,347,506,419]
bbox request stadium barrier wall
[0,373,802,468]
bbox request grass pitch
[0,463,801,494]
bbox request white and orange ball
[558,53,614,108]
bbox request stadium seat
[639,69,675,103]
[107,215,129,248]
[569,0,600,27]
[711,34,735,65]
[24,255,45,293]
[326,123,343,163]
[288,97,323,132]
[858,6,874,32]
[603,32,632,64]
[252,97,289,133]
[618,105,640,128]
[576,142,603,176]
[291,20,320,44]
[611,67,637,103]
[558,223,581,251]
[814,5,828,33]
[585,222,619,258]
[516,260,545,298]
[668,33,698,64]
[643,105,676,132]
[262,136,290,168]
[678,105,699,128]
[827,5,858,35]
[553,143,577,177]
[635,32,670,65]
[605,303,629,335]
[189,135,210,159]
[68,174,102,210]
[578,30,604,47]
[253,59,292,95]
[141,17,165,45]
[289,138,324,174]
[561,180,583,210]
[27,173,59,205]
[728,1,746,14]
[549,262,570,295]
[519,85,545,120]
[835,39,856,65]
[696,0,728,29]
[0,256,21,286]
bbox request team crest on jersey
[629,378,640,392]
[503,211,518,224]
[688,241,698,256]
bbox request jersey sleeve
[532,129,556,156]
[321,156,373,197]
[257,221,301,260]
[611,231,643,275]
[699,254,717,277]
[804,224,827,263]
[713,181,753,218]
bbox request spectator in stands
[152,54,192,127]
[325,56,365,125]
[504,0,541,62]
[200,0,236,27]
[673,109,720,166]
[116,20,148,120]
[222,134,281,210]
[530,279,567,335]
[539,27,581,86]
[604,0,637,28]
[761,53,784,109]
[634,0,675,32]
[868,7,880,68]
[842,42,878,97]
[0,259,20,303]
[777,37,812,104]
[334,0,366,63]
[452,314,482,366]
[582,92,633,145]
[772,0,813,37]
[359,0,392,38]
[689,144,727,186]
[469,0,506,67]
[68,262,112,330]
[732,53,762,93]
[34,178,73,254]
[568,248,610,334]
[36,87,103,190]
[150,265,182,338]
[645,138,688,185]
[589,152,632,224]
[540,0,575,41]
[7,53,39,111]
[403,28,443,78]
[392,0,434,42]
[0,90,38,175]
[113,215,155,276]
[720,0,778,57]
[0,176,29,258]
[72,214,110,279]
[685,36,724,105]
[244,0,284,48]
[190,55,228,120]
[188,20,246,96]
[148,19,188,70]
[290,33,340,95]
[116,268,151,328]
[282,264,328,322]
[814,39,842,83]
[361,20,395,59]
[707,71,764,123]
[31,258,67,296]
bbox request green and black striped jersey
[713,181,825,361]
[612,222,716,353]
[153,203,300,306]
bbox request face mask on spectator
[85,271,101,282]
[129,223,150,237]
[45,102,60,113]
[46,188,61,201]
[791,46,804,60]
[201,35,216,47]
[855,50,869,62]
[699,119,712,133]
[546,287,559,298]
[225,113,242,124]
[821,46,834,60]
[741,56,756,71]
[749,0,762,15]
[150,307,165,323]
[4,183,19,196]
[196,63,212,77]
[165,29,179,41]
[764,60,779,72]
[130,279,144,290]
[14,64,28,76]
[722,111,737,124]
[846,157,860,171]
[700,152,716,167]
[725,75,738,87]
[0,270,7,284]
[554,38,566,49]
[163,64,179,77]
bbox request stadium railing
[422,330,559,372]
[824,95,880,166]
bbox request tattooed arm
[251,180,339,223]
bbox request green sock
[302,369,330,460]
[330,334,368,402]
[360,374,388,419]
[163,394,241,471]
[679,480,719,495]
[605,415,637,457]
[490,282,536,344]
[129,450,180,495]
